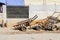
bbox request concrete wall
[1,0,60,27]
[1,5,28,27]
[6,0,60,27]
[25,0,60,19]
[24,0,60,5]
[29,5,60,19]
[24,0,43,5]
[6,18,27,27]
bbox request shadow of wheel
[32,26,41,31]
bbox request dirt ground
[0,27,60,35]
[0,33,60,40]
[0,28,60,40]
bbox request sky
[0,0,24,6]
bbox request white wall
[29,5,60,19]
[24,0,60,6]
[24,0,43,6]
[25,0,60,19]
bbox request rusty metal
[13,15,38,31]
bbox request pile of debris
[13,15,38,31]
[13,11,60,31]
